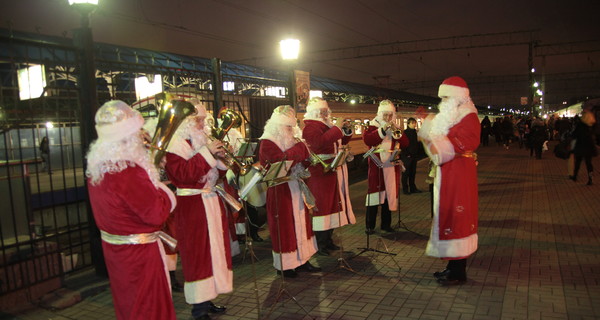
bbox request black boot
[170,271,184,292]
[588,172,593,185]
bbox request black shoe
[326,243,341,251]
[381,227,395,233]
[365,228,375,235]
[194,315,211,320]
[316,248,330,256]
[296,261,322,273]
[209,302,226,313]
[403,190,411,195]
[276,269,298,278]
[437,276,467,286]
[411,189,423,194]
[251,234,264,242]
[433,269,450,279]
[569,175,577,181]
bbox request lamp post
[280,38,300,110]
[69,0,106,277]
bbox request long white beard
[304,110,333,127]
[429,97,466,137]
[86,134,161,187]
[262,122,298,151]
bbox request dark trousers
[574,154,594,177]
[446,258,467,280]
[315,229,334,250]
[401,157,418,192]
[245,205,261,239]
[192,301,211,318]
[365,200,391,230]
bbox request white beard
[261,122,298,151]
[429,97,466,137]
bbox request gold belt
[457,151,477,161]
[100,230,177,250]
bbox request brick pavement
[3,141,599,320]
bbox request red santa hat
[306,97,329,113]
[378,100,395,113]
[95,100,144,142]
[268,105,297,127]
[438,76,470,98]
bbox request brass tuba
[149,92,197,167]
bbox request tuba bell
[149,92,197,167]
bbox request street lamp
[69,0,105,277]
[279,38,300,109]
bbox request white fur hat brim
[438,84,470,98]
[269,113,297,127]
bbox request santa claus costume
[164,102,232,319]
[362,100,409,233]
[302,97,355,255]
[418,76,480,285]
[86,100,177,320]
[259,105,320,278]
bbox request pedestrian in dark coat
[569,110,597,185]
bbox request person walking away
[569,110,597,185]
[480,116,491,147]
[418,76,479,286]
[40,136,50,173]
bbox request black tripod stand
[320,164,360,276]
[261,161,314,320]
[392,161,423,237]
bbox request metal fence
[0,32,292,298]
[0,36,89,298]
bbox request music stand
[320,147,362,276]
[351,148,402,273]
[261,160,315,320]
[390,150,422,236]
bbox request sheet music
[263,160,293,182]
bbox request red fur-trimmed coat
[165,139,233,304]
[419,103,480,259]
[302,119,355,230]
[88,165,176,320]
[258,138,318,270]
[362,125,409,210]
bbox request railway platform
[3,140,599,320]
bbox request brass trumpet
[382,123,403,139]
[208,109,254,176]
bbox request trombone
[295,137,334,173]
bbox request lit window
[18,64,46,100]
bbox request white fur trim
[378,101,395,113]
[428,137,456,166]
[157,182,177,212]
[425,164,478,258]
[95,114,144,142]
[269,113,297,127]
[166,137,195,160]
[306,99,328,113]
[198,146,217,167]
[438,84,470,98]
[272,180,318,270]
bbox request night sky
[1,0,599,110]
